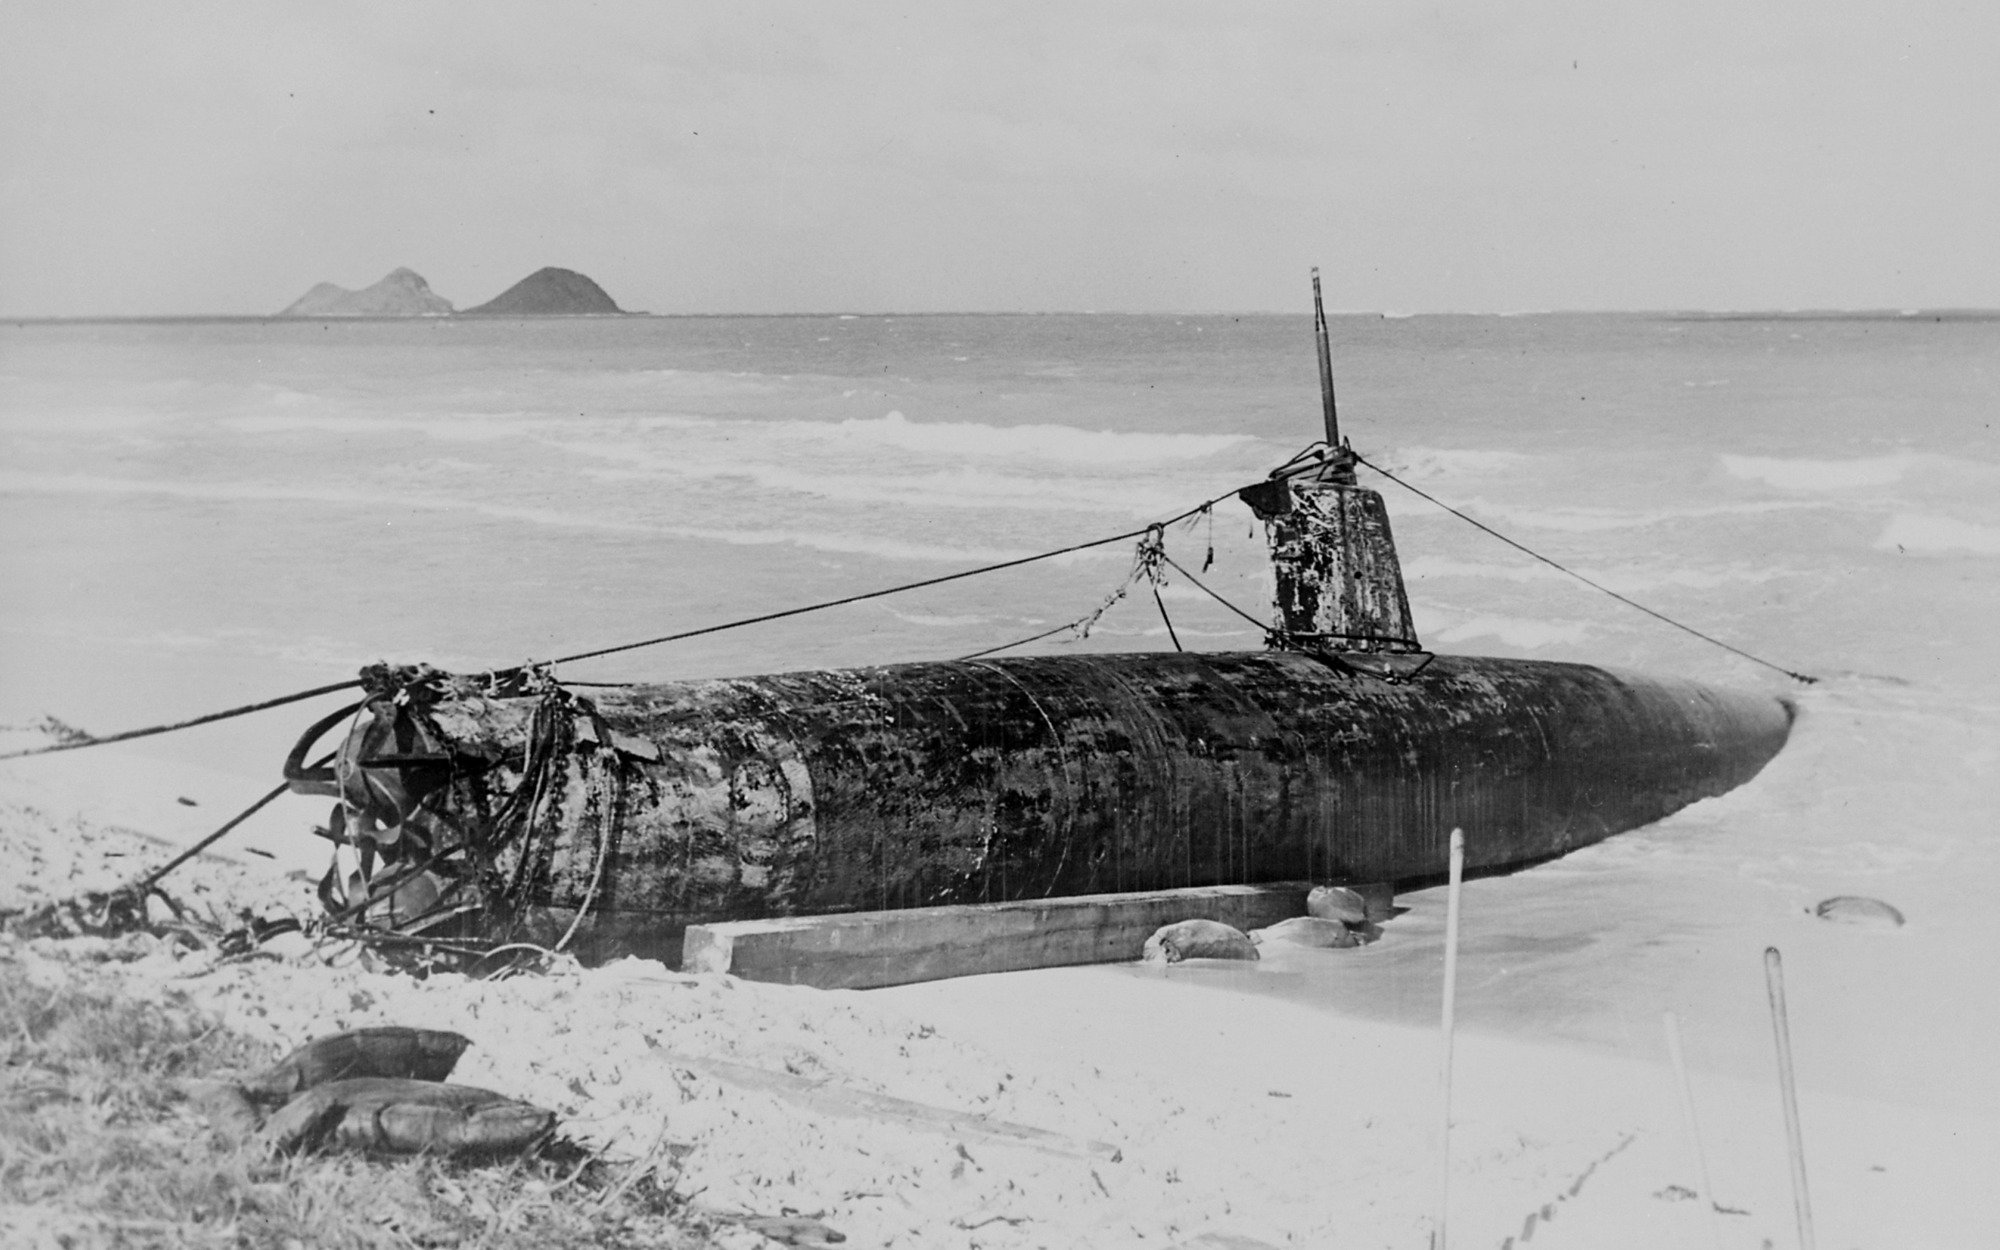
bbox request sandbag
[242,1026,470,1105]
[260,1076,555,1156]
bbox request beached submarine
[283,290,1793,962]
[283,446,1792,961]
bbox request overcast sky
[4,2,1996,317]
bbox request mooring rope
[0,482,1254,763]
[0,678,365,763]
[1351,451,1818,684]
[538,490,1242,670]
[1155,552,1269,632]
[956,619,1092,663]
[956,524,1175,661]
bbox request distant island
[460,267,625,316]
[276,266,629,317]
[278,267,453,317]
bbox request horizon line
[8,306,2000,326]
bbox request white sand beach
[6,740,1993,1249]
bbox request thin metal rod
[1662,1011,1725,1250]
[1764,947,1816,1250]
[1150,584,1184,651]
[1311,267,1340,447]
[1436,826,1465,1250]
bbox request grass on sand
[0,952,719,1249]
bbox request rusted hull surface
[330,652,1792,951]
[1262,483,1419,651]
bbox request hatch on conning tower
[1238,266,1421,656]
[1240,447,1421,655]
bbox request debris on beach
[0,768,316,953]
[709,1213,848,1246]
[259,1075,556,1157]
[188,1025,559,1159]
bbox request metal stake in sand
[1662,1011,1725,1250]
[1764,947,1816,1250]
[1435,827,1466,1250]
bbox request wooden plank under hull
[324,651,1794,964]
[681,882,1317,989]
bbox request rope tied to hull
[1137,524,1184,652]
[318,667,637,953]
[0,678,367,763]
[0,482,1260,764]
[958,523,1181,661]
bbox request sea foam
[799,411,1252,463]
[1876,513,2000,556]
[1429,614,1592,648]
[1722,453,1918,489]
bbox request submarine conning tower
[1241,264,1423,658]
[1239,446,1422,656]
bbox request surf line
[0,443,1818,768]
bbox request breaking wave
[569,456,1189,517]
[1722,453,1918,490]
[1370,447,1536,480]
[1406,496,1821,533]
[219,412,613,442]
[225,408,1251,464]
[771,410,1253,464]
[1429,614,1592,648]
[1401,556,1785,590]
[0,471,1038,564]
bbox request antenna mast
[1312,267,1340,447]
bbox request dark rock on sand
[278,267,453,317]
[1143,918,1259,963]
[1306,885,1369,925]
[460,266,625,315]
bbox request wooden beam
[681,882,1316,990]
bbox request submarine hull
[322,651,1793,958]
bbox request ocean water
[4,312,1999,1119]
